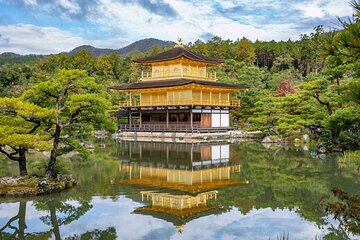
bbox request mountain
[0,38,176,66]
[117,38,175,55]
[69,45,116,57]
[69,38,176,57]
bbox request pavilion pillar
[139,110,142,128]
[129,113,132,129]
[190,109,193,129]
[166,109,169,128]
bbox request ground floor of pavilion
[115,106,232,133]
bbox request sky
[0,197,339,239]
[0,0,355,55]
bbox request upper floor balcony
[118,99,240,108]
[141,68,217,81]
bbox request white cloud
[295,2,326,18]
[321,0,353,17]
[57,0,81,14]
[0,0,355,54]
[295,0,353,19]
[91,0,272,44]
[23,0,37,6]
[0,24,130,54]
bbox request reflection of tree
[0,201,52,239]
[0,201,27,239]
[0,198,118,240]
[65,227,117,240]
[216,143,360,228]
[35,199,93,240]
[323,223,352,240]
[324,188,360,236]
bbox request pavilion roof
[133,47,224,64]
[133,206,225,226]
[110,79,248,91]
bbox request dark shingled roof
[112,109,130,117]
[133,47,224,64]
[110,79,248,91]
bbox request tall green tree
[0,98,54,176]
[234,37,256,64]
[22,69,114,178]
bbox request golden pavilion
[116,142,244,193]
[113,142,248,230]
[110,43,247,132]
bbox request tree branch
[0,146,20,161]
[61,108,82,128]
[313,93,333,115]
[0,214,19,232]
[23,118,42,134]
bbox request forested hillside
[0,52,42,66]
[0,2,359,152]
[69,38,176,57]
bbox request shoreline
[0,174,77,198]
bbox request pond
[0,140,359,240]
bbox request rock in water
[303,134,310,142]
[318,146,327,153]
[262,136,274,143]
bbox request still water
[0,140,359,240]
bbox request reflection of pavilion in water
[116,142,246,230]
[117,142,243,192]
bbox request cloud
[0,0,355,54]
[0,34,11,46]
[0,24,130,54]
[90,0,273,43]
[5,0,178,20]
[7,0,99,19]
[294,0,353,19]
[132,0,178,18]
[0,198,343,240]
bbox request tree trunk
[46,124,61,178]
[18,148,27,176]
[49,203,61,240]
[18,201,27,239]
[336,78,340,95]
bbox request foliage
[22,69,115,177]
[0,53,42,66]
[337,150,360,168]
[0,64,35,97]
[274,79,296,97]
[325,188,360,234]
[0,97,54,175]
[234,37,256,64]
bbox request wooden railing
[119,100,240,107]
[118,124,232,133]
[141,70,217,81]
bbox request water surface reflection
[0,141,359,239]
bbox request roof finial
[175,37,184,48]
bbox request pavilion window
[142,114,151,122]
[193,113,201,122]
[169,114,178,122]
[159,114,167,122]
[179,113,189,122]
